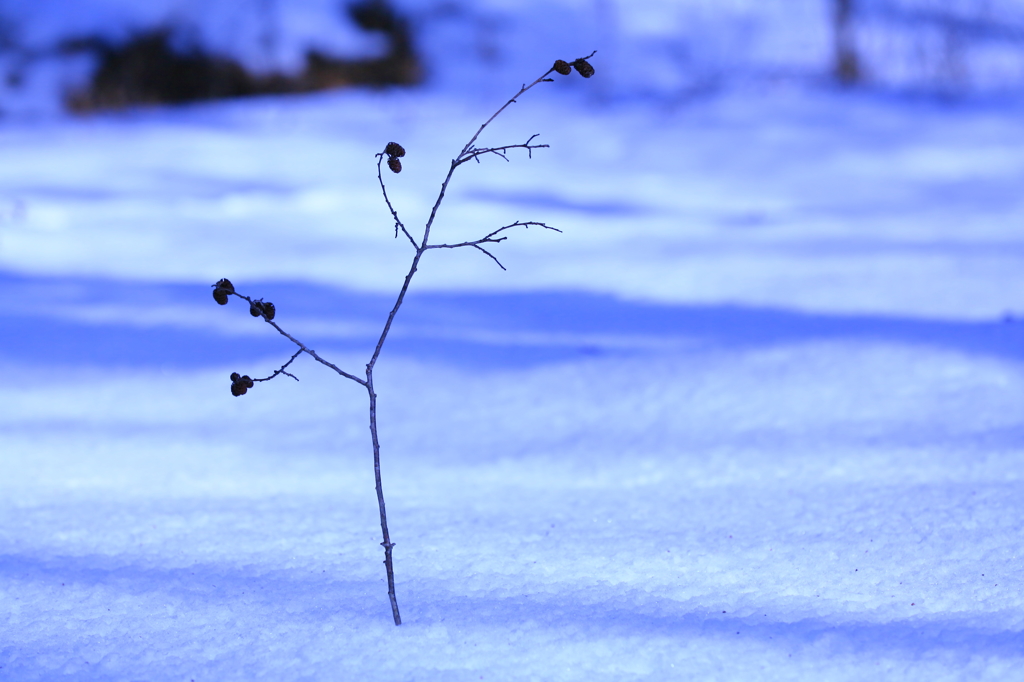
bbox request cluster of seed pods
[229,372,254,396]
[384,141,405,173]
[249,299,276,320]
[212,278,276,320]
[213,277,277,395]
[212,278,234,305]
[553,57,595,78]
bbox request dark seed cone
[384,141,406,158]
[387,157,402,174]
[249,301,264,317]
[572,58,595,78]
[214,278,235,294]
[230,372,254,396]
[263,301,276,321]
[553,59,571,76]
[213,289,229,305]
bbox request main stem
[361,61,572,625]
[364,248,423,626]
[366,371,401,625]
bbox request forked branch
[254,349,302,382]
[426,221,562,270]
[210,51,596,627]
[418,51,596,251]
[375,152,418,248]
[212,281,367,387]
[457,134,549,166]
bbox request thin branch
[253,349,302,382]
[472,244,506,270]
[363,89,564,371]
[425,221,557,247]
[416,51,595,249]
[367,250,423,372]
[487,219,563,237]
[451,51,594,167]
[355,59,591,623]
[424,221,560,269]
[459,76,557,162]
[230,292,367,387]
[428,220,562,249]
[375,154,418,249]
[215,53,594,628]
[418,59,576,250]
[426,236,505,250]
[456,135,549,167]
[366,374,400,625]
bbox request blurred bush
[62,0,420,110]
[1,0,1024,115]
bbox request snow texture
[3,3,1024,681]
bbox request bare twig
[375,154,418,248]
[211,52,595,627]
[366,372,400,623]
[355,59,594,624]
[456,135,549,166]
[253,349,302,382]
[419,66,564,249]
[472,244,507,270]
[229,291,367,386]
[427,220,561,250]
[425,221,561,270]
[265,318,367,385]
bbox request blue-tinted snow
[4,4,1024,681]
[4,271,1024,373]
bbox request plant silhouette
[211,53,596,625]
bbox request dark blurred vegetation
[2,0,1024,112]
[833,0,861,84]
[63,0,421,111]
[830,0,1024,90]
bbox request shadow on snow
[1,550,1021,667]
[3,270,1024,371]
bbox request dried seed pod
[384,141,406,158]
[230,372,254,396]
[572,58,595,78]
[212,278,234,305]
[263,301,276,321]
[249,300,264,317]
[553,59,571,76]
[387,157,402,174]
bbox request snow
[4,86,1024,317]
[4,4,1024,680]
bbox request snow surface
[3,19,1024,682]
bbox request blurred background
[3,0,1024,369]
[4,7,1024,676]
[2,0,1024,116]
